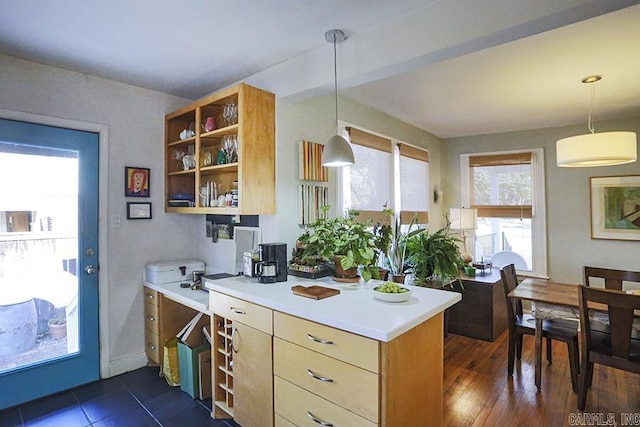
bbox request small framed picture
[127,202,152,220]
[590,175,640,241]
[125,166,150,197]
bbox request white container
[145,259,205,284]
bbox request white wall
[0,54,203,376]
[442,117,640,283]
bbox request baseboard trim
[107,352,149,378]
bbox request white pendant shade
[556,131,637,167]
[322,134,355,167]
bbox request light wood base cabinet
[143,286,199,365]
[274,311,444,426]
[210,292,273,427]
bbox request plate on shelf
[372,285,413,302]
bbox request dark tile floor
[0,366,240,427]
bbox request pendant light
[556,75,637,167]
[321,29,355,167]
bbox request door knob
[85,265,97,275]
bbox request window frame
[460,148,547,278]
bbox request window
[461,149,547,277]
[340,126,429,226]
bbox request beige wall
[442,117,640,283]
[274,93,445,251]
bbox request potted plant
[297,206,379,282]
[48,308,67,340]
[370,208,423,283]
[405,219,464,288]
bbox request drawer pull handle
[146,294,155,299]
[307,333,333,345]
[230,307,246,315]
[307,369,333,382]
[307,411,333,426]
[146,315,155,321]
[147,344,157,350]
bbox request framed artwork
[590,175,640,241]
[125,166,150,197]
[127,202,152,220]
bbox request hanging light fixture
[321,29,355,167]
[556,75,637,167]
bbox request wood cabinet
[165,83,275,215]
[210,293,273,427]
[273,311,444,426]
[143,286,200,365]
[446,269,507,341]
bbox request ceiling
[1,1,639,139]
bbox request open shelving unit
[164,83,275,215]
[213,314,234,418]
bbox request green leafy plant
[386,212,422,277]
[296,206,379,281]
[405,219,463,288]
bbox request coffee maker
[257,243,287,283]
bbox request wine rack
[213,315,234,417]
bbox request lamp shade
[556,131,637,167]
[449,208,477,230]
[322,134,355,167]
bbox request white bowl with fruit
[372,282,413,302]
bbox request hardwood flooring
[443,331,640,426]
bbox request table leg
[535,317,542,390]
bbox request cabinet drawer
[145,330,160,363]
[275,414,296,427]
[274,338,378,422]
[143,287,159,306]
[144,302,159,332]
[275,376,376,427]
[274,312,379,373]
[210,292,272,335]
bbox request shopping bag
[162,336,180,386]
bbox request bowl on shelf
[372,285,413,303]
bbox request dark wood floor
[443,331,640,426]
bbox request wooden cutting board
[291,285,341,300]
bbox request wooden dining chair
[583,266,640,291]
[501,264,580,391]
[577,285,640,410]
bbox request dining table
[508,278,640,390]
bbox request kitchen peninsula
[204,275,461,426]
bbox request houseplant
[48,308,67,340]
[384,211,422,283]
[405,219,464,288]
[296,207,379,282]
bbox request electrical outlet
[110,214,121,228]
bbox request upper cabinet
[165,83,275,215]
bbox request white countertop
[143,280,209,312]
[204,275,461,342]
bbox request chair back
[501,264,523,326]
[578,285,640,371]
[583,266,640,291]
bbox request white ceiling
[1,1,639,139]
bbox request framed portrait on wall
[590,175,640,241]
[125,166,150,197]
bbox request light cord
[588,82,596,134]
[333,33,339,133]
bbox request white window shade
[400,154,428,212]
[348,144,391,210]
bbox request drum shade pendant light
[322,29,355,167]
[556,75,637,167]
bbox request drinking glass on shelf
[223,102,237,126]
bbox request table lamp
[449,207,477,265]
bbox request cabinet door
[233,321,273,427]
